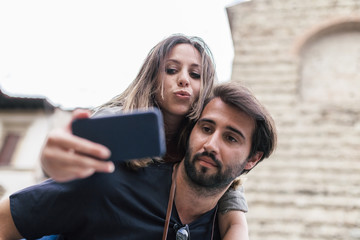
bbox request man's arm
[0,198,23,240]
[219,210,249,240]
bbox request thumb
[66,108,92,133]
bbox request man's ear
[244,152,263,170]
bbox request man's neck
[174,163,229,225]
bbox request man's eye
[190,72,201,79]
[166,68,177,74]
[226,135,238,143]
[202,126,212,133]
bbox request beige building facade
[0,89,71,200]
[227,0,360,239]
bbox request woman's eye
[165,68,177,75]
[190,72,201,79]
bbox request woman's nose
[177,71,190,87]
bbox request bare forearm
[0,198,23,240]
[219,210,249,240]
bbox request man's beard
[183,148,247,195]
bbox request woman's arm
[41,109,114,182]
[219,210,249,240]
[218,185,249,239]
[0,198,23,240]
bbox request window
[300,24,360,105]
[0,132,21,166]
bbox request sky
[0,0,242,109]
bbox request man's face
[184,97,260,191]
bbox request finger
[52,158,114,182]
[80,158,115,174]
[48,164,96,182]
[46,129,111,160]
[41,149,95,182]
[42,143,114,182]
[58,150,114,174]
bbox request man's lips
[197,156,218,168]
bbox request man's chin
[194,165,220,183]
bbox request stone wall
[227,0,360,239]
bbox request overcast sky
[0,0,242,109]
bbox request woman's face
[156,43,202,118]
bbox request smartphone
[71,108,166,162]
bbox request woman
[41,34,249,239]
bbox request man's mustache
[193,151,222,168]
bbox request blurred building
[227,0,360,239]
[0,88,72,200]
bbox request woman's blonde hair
[96,34,216,121]
[95,34,217,168]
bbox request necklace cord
[162,163,179,240]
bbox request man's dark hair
[205,82,277,174]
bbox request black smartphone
[71,108,166,162]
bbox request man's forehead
[200,97,255,136]
[201,98,232,116]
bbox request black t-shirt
[10,162,219,240]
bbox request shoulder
[92,106,123,117]
[127,161,174,183]
[66,162,175,195]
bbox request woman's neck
[163,112,183,138]
[162,111,185,163]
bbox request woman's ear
[244,152,263,170]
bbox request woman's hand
[41,109,114,182]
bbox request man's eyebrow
[198,118,246,140]
[198,118,215,125]
[227,126,246,140]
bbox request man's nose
[203,133,220,155]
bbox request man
[0,82,276,239]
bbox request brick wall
[227,0,360,239]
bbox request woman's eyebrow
[166,59,200,68]
[165,59,180,64]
